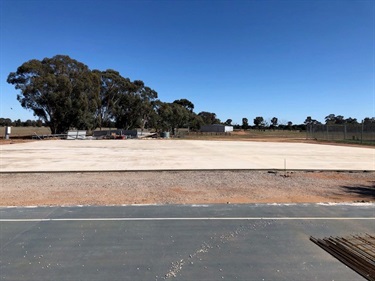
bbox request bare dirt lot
[1,170,374,206]
[1,134,374,205]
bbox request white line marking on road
[2,202,374,208]
[1,217,374,222]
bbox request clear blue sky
[1,0,374,125]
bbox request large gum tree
[7,55,100,134]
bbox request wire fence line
[306,123,375,143]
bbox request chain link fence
[306,123,375,144]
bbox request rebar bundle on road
[310,234,375,281]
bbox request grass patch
[179,129,306,140]
[333,139,375,146]
[0,126,51,138]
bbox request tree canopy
[324,114,360,125]
[253,116,265,129]
[7,55,100,133]
[242,118,249,130]
[7,55,224,134]
[173,99,194,112]
[198,111,220,125]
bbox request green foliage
[93,69,133,129]
[173,99,194,112]
[224,119,232,126]
[364,117,375,124]
[271,117,278,126]
[133,80,158,130]
[92,70,158,130]
[0,117,45,127]
[155,102,190,133]
[7,55,100,134]
[198,111,220,125]
[253,116,264,129]
[242,118,249,130]
[189,113,204,131]
[345,117,358,124]
[0,118,12,126]
[325,114,362,125]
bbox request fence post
[306,124,310,140]
[361,120,364,144]
[344,124,347,140]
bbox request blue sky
[1,0,374,125]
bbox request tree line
[6,55,375,134]
[0,118,44,127]
[7,55,219,134]
[235,115,375,131]
[3,114,372,132]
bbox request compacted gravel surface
[1,170,374,206]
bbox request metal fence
[306,123,375,143]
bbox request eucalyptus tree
[304,116,320,125]
[271,117,278,127]
[345,117,358,124]
[363,117,375,124]
[0,118,12,126]
[224,119,232,126]
[325,114,347,125]
[242,118,249,130]
[198,111,220,125]
[335,115,345,124]
[133,80,158,130]
[325,114,336,124]
[156,102,190,134]
[93,69,133,129]
[173,99,194,112]
[304,116,313,125]
[7,55,100,133]
[173,99,200,131]
[114,92,142,129]
[93,69,158,130]
[155,101,173,132]
[113,80,158,130]
[170,102,190,133]
[253,116,264,129]
[189,113,204,131]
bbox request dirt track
[1,170,374,206]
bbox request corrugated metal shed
[200,124,233,133]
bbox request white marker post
[4,126,11,140]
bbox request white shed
[200,124,233,133]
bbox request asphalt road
[1,204,374,281]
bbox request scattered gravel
[1,170,374,206]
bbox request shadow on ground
[340,181,375,201]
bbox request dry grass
[1,126,305,139]
[1,127,372,148]
[180,129,306,141]
[0,126,51,137]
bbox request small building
[92,129,153,139]
[200,124,233,133]
[67,130,87,140]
